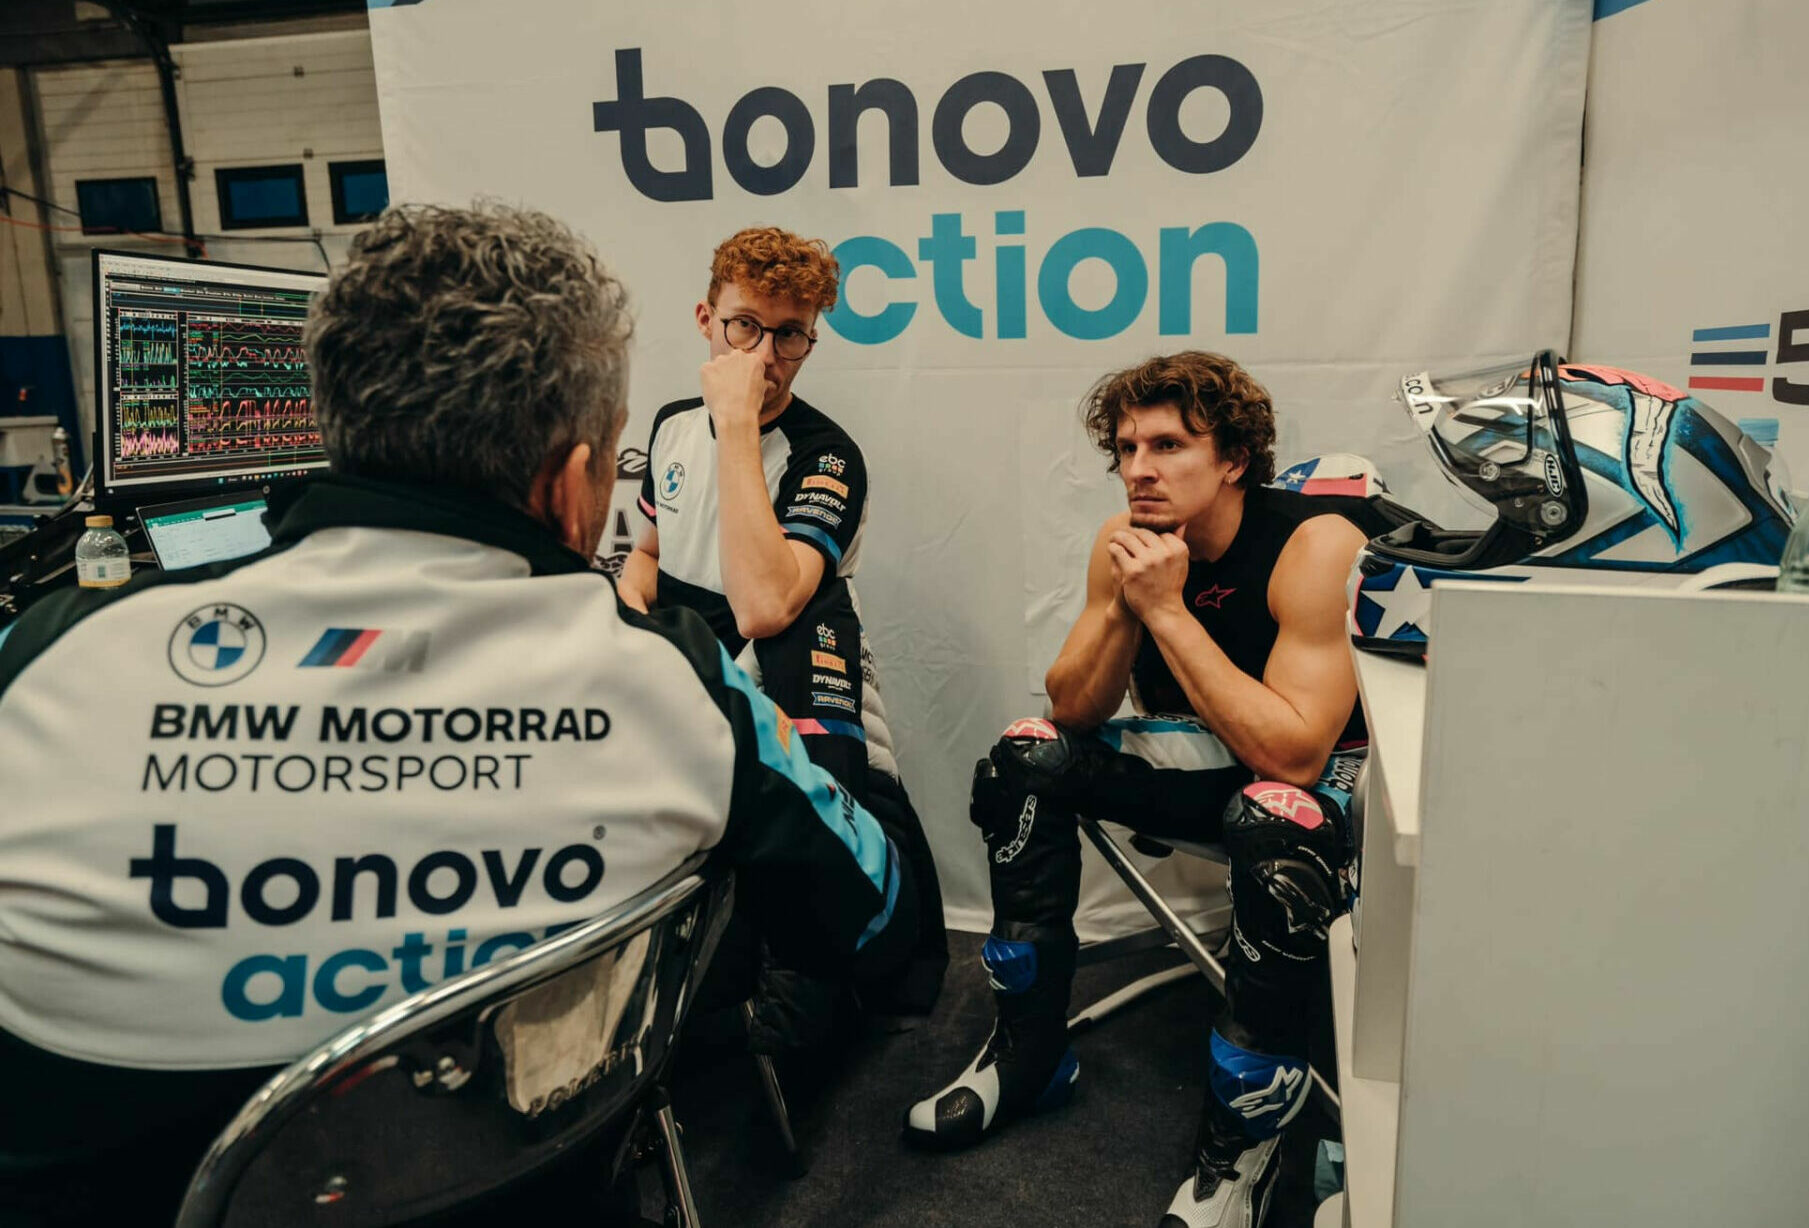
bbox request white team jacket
[0,475,908,1072]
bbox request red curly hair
[706,226,840,313]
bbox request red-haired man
[621,227,943,1045]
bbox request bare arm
[1136,515,1366,786]
[1045,513,1144,729]
[702,350,827,640]
[618,523,660,614]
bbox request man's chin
[1129,512,1180,533]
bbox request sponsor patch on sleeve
[802,475,850,498]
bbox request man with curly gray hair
[307,203,634,542]
[0,203,916,1225]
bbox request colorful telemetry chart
[96,251,329,493]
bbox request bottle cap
[85,514,113,528]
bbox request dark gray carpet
[669,931,1337,1227]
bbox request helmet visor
[1398,352,1581,539]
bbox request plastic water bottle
[75,514,131,589]
[1781,493,1809,594]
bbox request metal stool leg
[648,1087,702,1228]
[741,1002,807,1177]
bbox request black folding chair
[175,854,732,1228]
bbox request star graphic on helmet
[1360,566,1431,639]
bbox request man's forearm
[1045,602,1142,728]
[619,547,659,611]
[715,425,802,638]
[1141,605,1321,784]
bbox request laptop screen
[139,493,272,570]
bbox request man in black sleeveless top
[905,352,1382,1228]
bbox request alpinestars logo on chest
[1194,584,1236,609]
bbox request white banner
[369,0,1589,934]
[1575,0,1809,491]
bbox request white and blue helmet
[1350,351,1796,658]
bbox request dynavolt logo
[169,604,266,687]
[591,48,1264,345]
[661,461,685,499]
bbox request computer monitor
[138,491,273,571]
[92,250,329,498]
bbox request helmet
[1350,350,1796,657]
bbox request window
[75,177,163,236]
[214,164,308,230]
[329,160,389,225]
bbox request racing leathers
[907,485,1381,1186]
[0,473,915,1224]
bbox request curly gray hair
[305,203,633,508]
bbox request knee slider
[1224,783,1346,942]
[981,935,1039,995]
[1208,1030,1310,1140]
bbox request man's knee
[1222,781,1350,962]
[968,717,1101,840]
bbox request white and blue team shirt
[638,396,868,649]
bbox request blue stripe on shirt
[783,521,843,563]
[857,837,902,952]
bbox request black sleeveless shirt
[1129,485,1376,746]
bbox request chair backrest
[175,854,732,1228]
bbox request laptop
[138,491,273,571]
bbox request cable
[0,185,331,271]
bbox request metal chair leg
[741,1001,806,1177]
[1077,816,1229,994]
[651,1090,702,1228]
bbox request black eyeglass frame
[716,314,817,361]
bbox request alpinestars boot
[901,936,1077,1149]
[1158,1117,1281,1228]
[1158,1031,1309,1227]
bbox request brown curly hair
[707,226,840,312]
[1082,351,1276,488]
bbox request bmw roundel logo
[661,461,685,499]
[169,603,267,687]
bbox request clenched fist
[700,349,768,434]
[1107,524,1190,621]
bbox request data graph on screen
[95,251,329,493]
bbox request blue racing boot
[901,936,1077,1150]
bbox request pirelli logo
[810,650,845,672]
[802,475,849,497]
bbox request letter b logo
[129,823,228,928]
[593,48,713,202]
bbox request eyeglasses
[719,314,816,362]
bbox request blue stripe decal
[0,624,12,655]
[783,522,843,563]
[857,838,902,951]
[1593,0,1653,18]
[1693,324,1770,342]
[300,628,359,668]
[803,718,867,742]
[1691,351,1770,366]
[715,645,889,896]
